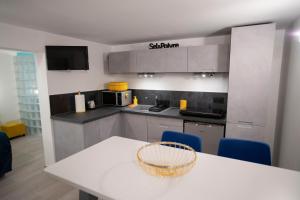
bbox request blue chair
[0,131,12,176]
[218,138,271,165]
[161,131,202,152]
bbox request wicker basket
[137,142,197,177]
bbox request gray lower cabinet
[52,120,85,161]
[83,119,101,148]
[147,116,183,142]
[53,114,123,161]
[123,113,148,141]
[99,114,122,141]
[184,122,224,155]
[187,44,230,72]
[226,123,265,142]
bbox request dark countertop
[51,107,121,124]
[51,105,226,125]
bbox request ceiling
[0,0,299,44]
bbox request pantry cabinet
[225,23,285,159]
[226,23,276,127]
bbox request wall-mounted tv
[46,46,89,70]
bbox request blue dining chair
[218,138,271,165]
[161,131,202,152]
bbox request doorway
[0,50,42,136]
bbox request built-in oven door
[102,92,117,105]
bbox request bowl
[137,142,197,177]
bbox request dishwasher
[184,121,225,155]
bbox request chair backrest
[161,131,202,152]
[218,138,271,165]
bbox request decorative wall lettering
[149,42,179,49]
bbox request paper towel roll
[75,94,86,113]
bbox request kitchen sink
[130,105,152,111]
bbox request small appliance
[102,90,132,106]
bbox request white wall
[109,36,230,93]
[0,22,112,165]
[0,51,20,124]
[279,18,300,171]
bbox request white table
[45,136,300,200]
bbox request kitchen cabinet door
[226,123,267,144]
[52,120,85,161]
[187,44,230,72]
[184,122,224,155]
[108,51,137,73]
[123,113,148,141]
[147,116,183,142]
[99,114,123,141]
[227,24,276,126]
[136,49,165,72]
[83,119,101,148]
[164,47,188,72]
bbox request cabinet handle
[238,121,254,125]
[159,125,169,129]
[237,124,253,129]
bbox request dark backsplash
[131,89,227,113]
[49,90,103,115]
[50,89,227,115]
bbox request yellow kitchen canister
[107,82,128,91]
[180,99,187,110]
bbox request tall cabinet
[226,23,284,161]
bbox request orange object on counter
[180,100,187,110]
[107,82,128,91]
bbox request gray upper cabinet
[164,47,188,72]
[226,23,276,127]
[108,51,137,73]
[108,45,229,73]
[108,47,188,73]
[136,49,165,72]
[187,44,230,72]
[136,47,187,72]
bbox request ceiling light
[137,73,155,78]
[292,31,300,42]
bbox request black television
[46,46,89,70]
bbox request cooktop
[179,108,225,119]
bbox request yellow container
[180,99,187,110]
[1,120,26,139]
[133,96,138,105]
[107,82,128,91]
